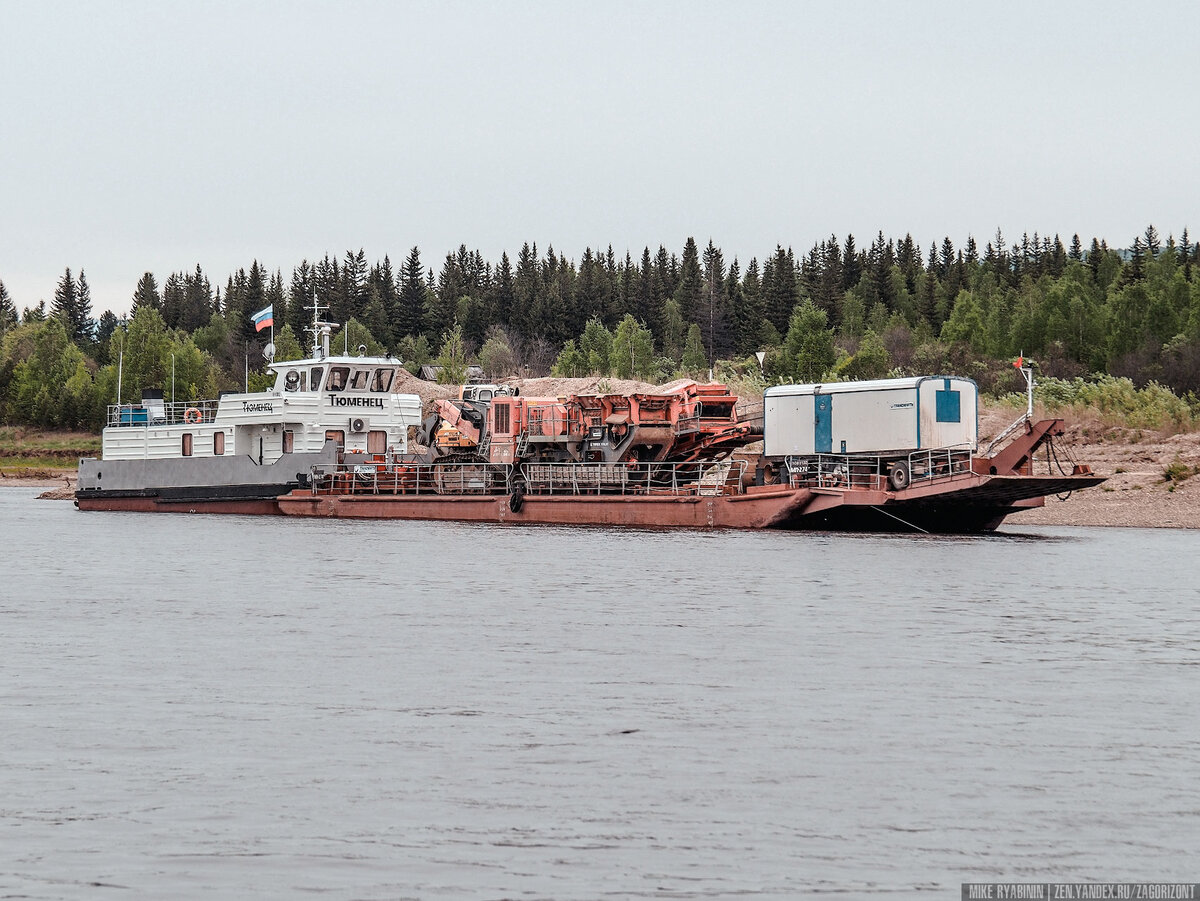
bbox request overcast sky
[2,0,1196,317]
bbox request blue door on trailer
[814,394,832,453]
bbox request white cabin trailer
[99,356,423,464]
[763,376,978,458]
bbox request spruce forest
[2,226,1199,432]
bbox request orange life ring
[184,407,202,424]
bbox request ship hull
[75,485,289,515]
[274,471,1104,533]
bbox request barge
[77,308,1104,531]
[273,416,1101,533]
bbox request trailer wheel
[888,461,911,491]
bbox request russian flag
[251,305,273,332]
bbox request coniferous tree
[964,235,979,267]
[896,234,919,295]
[674,237,704,326]
[341,249,367,322]
[51,268,77,337]
[362,283,392,348]
[763,245,798,333]
[700,239,730,361]
[488,251,515,332]
[576,247,604,335]
[0,278,16,333]
[738,257,765,353]
[1144,225,1160,258]
[131,272,161,318]
[373,256,399,341]
[1069,234,1084,262]
[181,265,213,332]
[262,270,285,335]
[75,270,94,345]
[243,260,267,341]
[842,234,861,292]
[162,272,185,328]
[23,300,47,323]
[653,246,676,314]
[632,247,662,340]
[396,246,427,338]
[724,258,747,354]
[512,242,542,339]
[288,261,314,343]
[1124,237,1147,284]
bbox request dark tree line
[2,225,1199,430]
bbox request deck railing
[521,460,745,496]
[307,459,747,498]
[106,400,219,427]
[310,461,514,496]
[784,445,975,490]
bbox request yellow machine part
[435,423,476,448]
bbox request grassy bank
[0,427,101,474]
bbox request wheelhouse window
[182,433,193,457]
[328,367,349,392]
[309,367,324,391]
[282,430,294,453]
[350,369,371,390]
[214,431,225,455]
[370,368,394,392]
[367,430,387,454]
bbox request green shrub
[1163,458,1195,483]
[1006,375,1195,431]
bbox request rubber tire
[888,461,911,491]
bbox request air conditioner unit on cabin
[349,417,368,434]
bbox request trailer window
[936,387,961,423]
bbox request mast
[306,293,332,360]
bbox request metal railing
[521,460,746,497]
[106,399,219,427]
[308,459,747,498]
[784,445,975,490]
[310,461,514,496]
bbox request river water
[1,488,1197,899]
